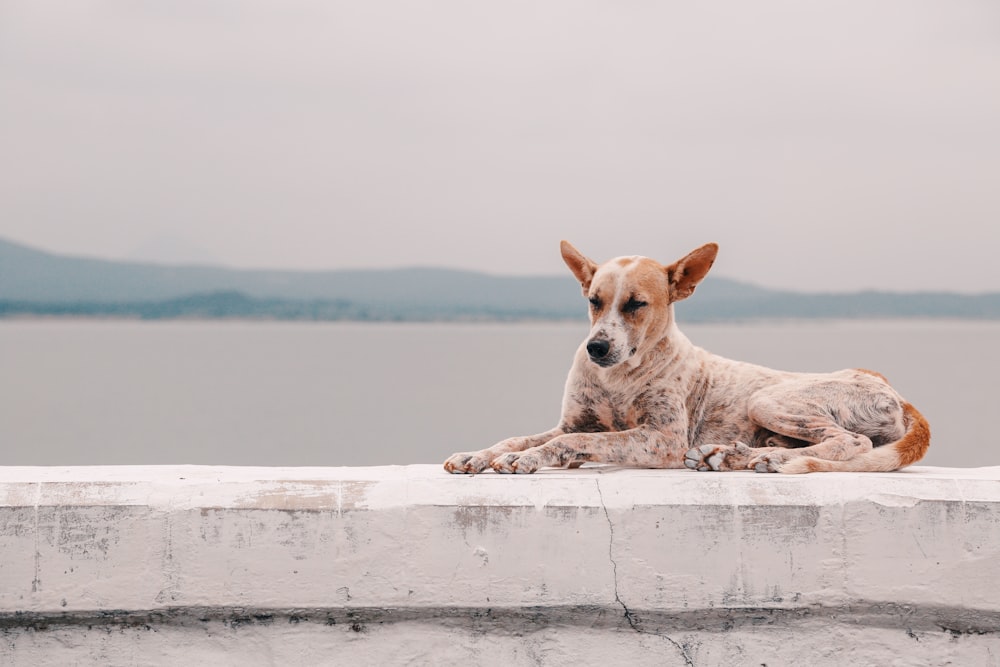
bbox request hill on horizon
[2,237,999,321]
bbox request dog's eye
[588,296,603,310]
[622,298,647,314]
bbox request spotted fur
[443,241,931,475]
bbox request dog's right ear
[560,240,599,295]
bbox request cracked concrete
[596,474,695,666]
[0,464,999,664]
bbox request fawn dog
[443,241,930,475]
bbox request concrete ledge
[2,464,999,665]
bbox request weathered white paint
[1,464,999,666]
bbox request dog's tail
[778,402,931,474]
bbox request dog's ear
[666,243,718,301]
[560,240,599,294]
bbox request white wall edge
[2,464,999,665]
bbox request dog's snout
[587,339,611,360]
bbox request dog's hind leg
[772,402,930,473]
[743,398,875,473]
[746,429,873,473]
[742,373,910,473]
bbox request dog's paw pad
[685,444,731,472]
[684,445,708,469]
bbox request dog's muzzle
[586,338,613,365]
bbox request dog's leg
[737,376,911,473]
[490,426,688,474]
[747,429,873,473]
[743,403,875,473]
[444,427,565,474]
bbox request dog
[443,241,930,475]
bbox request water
[1,319,996,468]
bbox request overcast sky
[1,1,999,292]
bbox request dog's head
[561,240,718,369]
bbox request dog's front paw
[444,451,494,474]
[684,442,753,471]
[490,451,543,474]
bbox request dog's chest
[565,383,665,433]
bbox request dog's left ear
[560,240,599,295]
[666,243,719,302]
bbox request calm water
[1,320,997,468]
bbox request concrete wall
[1,464,999,666]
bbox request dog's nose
[587,339,611,360]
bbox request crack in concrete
[31,481,41,594]
[595,476,695,667]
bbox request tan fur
[855,368,891,384]
[443,241,931,475]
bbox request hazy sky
[1,1,999,292]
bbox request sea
[1,319,996,469]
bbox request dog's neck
[639,318,696,371]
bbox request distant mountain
[0,237,579,316]
[2,237,999,321]
[125,234,222,266]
